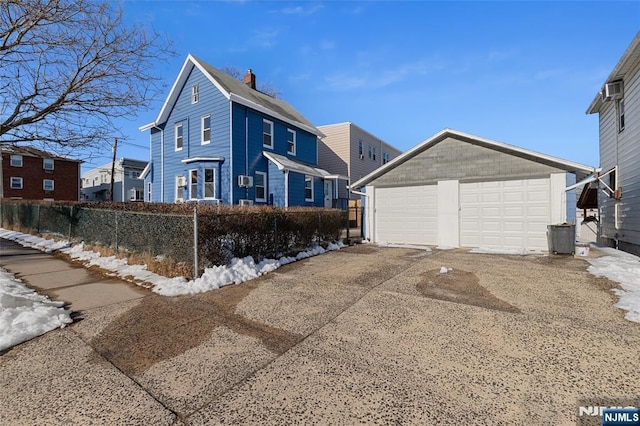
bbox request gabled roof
[0,144,82,162]
[587,31,640,114]
[263,151,331,178]
[141,54,323,137]
[351,128,594,189]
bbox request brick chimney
[244,69,256,89]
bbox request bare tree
[0,0,173,152]
[221,65,282,99]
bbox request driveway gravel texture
[1,244,639,425]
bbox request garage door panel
[375,185,437,245]
[460,178,551,251]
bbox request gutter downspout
[245,107,249,202]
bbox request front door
[324,180,333,208]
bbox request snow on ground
[0,228,344,298]
[0,268,72,352]
[469,247,544,256]
[586,245,640,323]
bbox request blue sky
[83,1,640,172]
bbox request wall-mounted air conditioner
[176,176,187,187]
[239,199,253,206]
[602,80,624,101]
[237,175,253,188]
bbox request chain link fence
[1,201,347,279]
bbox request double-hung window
[287,129,296,155]
[263,119,273,148]
[358,140,364,159]
[304,175,313,202]
[43,159,54,170]
[10,155,22,167]
[147,182,152,202]
[202,115,211,144]
[204,168,215,199]
[255,171,267,202]
[43,179,54,191]
[383,152,389,164]
[191,85,199,104]
[372,146,376,161]
[10,177,23,189]
[189,169,198,199]
[175,123,184,151]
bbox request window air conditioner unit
[239,199,253,206]
[602,81,623,101]
[237,175,253,188]
[176,176,187,187]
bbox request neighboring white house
[586,31,640,255]
[351,129,593,252]
[81,158,148,202]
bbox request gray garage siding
[368,137,569,187]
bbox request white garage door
[460,178,550,250]
[374,185,437,245]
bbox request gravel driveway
[1,244,639,425]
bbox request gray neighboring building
[317,122,402,202]
[586,31,640,255]
[352,129,593,252]
[81,158,148,202]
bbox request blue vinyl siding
[230,103,319,206]
[146,59,321,207]
[155,67,231,203]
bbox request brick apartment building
[1,145,82,201]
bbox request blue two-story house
[140,54,344,207]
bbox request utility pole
[109,138,118,202]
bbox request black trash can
[547,224,576,254]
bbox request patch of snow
[587,249,640,323]
[0,268,72,352]
[0,228,345,297]
[439,266,449,274]
[436,245,456,250]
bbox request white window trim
[305,175,313,202]
[10,155,22,167]
[10,177,23,189]
[287,129,296,155]
[203,168,216,199]
[618,99,625,132]
[189,169,198,200]
[191,85,199,104]
[201,114,211,145]
[255,171,267,202]
[43,179,54,191]
[43,158,54,170]
[263,119,273,148]
[175,123,183,151]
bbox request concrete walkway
[0,238,149,311]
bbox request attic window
[191,85,199,104]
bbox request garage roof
[351,128,594,189]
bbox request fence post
[115,211,119,252]
[68,206,72,241]
[193,206,198,279]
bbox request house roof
[351,128,595,189]
[263,152,331,178]
[587,31,640,114]
[141,54,323,137]
[0,144,82,162]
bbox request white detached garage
[351,129,593,252]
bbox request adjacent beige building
[317,122,402,201]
